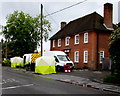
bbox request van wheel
[56,66,61,72]
[25,64,30,71]
[26,66,29,71]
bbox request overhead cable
[45,0,88,17]
[44,8,59,27]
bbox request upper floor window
[53,40,55,48]
[84,32,88,43]
[84,51,88,63]
[65,37,70,46]
[74,51,79,62]
[100,51,104,63]
[75,34,79,45]
[58,39,61,47]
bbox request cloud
[0,0,119,51]
[118,1,120,22]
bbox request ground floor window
[100,51,104,63]
[84,51,88,63]
[74,51,79,62]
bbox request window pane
[84,51,88,63]
[84,33,88,43]
[75,35,79,44]
[100,51,104,63]
[57,55,70,61]
[74,51,79,62]
[58,39,61,47]
[53,40,55,47]
[66,37,69,45]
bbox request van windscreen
[57,55,70,61]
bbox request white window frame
[100,51,104,63]
[53,40,55,48]
[84,32,88,43]
[75,34,79,45]
[65,37,70,46]
[84,51,88,63]
[74,51,79,62]
[58,39,61,47]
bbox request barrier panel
[102,57,112,71]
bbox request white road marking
[2,84,34,90]
[2,78,20,84]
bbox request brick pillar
[104,3,113,29]
[91,31,98,70]
[50,40,53,51]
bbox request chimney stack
[104,3,113,29]
[61,22,67,29]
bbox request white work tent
[23,54,32,65]
[35,56,56,74]
[10,57,23,68]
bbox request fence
[102,57,112,71]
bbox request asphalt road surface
[2,67,119,95]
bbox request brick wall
[50,31,111,70]
[97,32,111,70]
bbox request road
[2,67,119,95]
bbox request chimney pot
[61,22,67,29]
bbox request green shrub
[108,28,120,84]
[2,59,11,66]
[103,74,120,84]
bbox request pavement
[3,66,120,94]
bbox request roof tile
[50,12,116,40]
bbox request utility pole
[41,4,43,56]
[6,39,7,59]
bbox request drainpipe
[96,32,99,70]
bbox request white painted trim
[74,51,79,62]
[53,40,55,48]
[65,37,70,46]
[84,51,88,63]
[103,24,114,30]
[58,39,61,47]
[74,34,79,45]
[84,32,88,44]
[100,51,104,63]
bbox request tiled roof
[50,12,116,40]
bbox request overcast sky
[0,0,119,51]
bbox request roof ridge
[69,11,101,23]
[50,11,112,40]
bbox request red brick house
[50,3,117,70]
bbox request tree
[2,11,51,57]
[107,27,120,83]
[118,22,120,27]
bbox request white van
[23,53,41,71]
[43,51,74,71]
[23,54,32,65]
